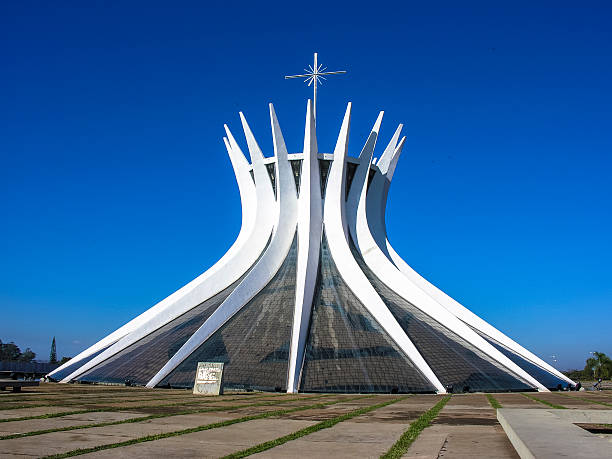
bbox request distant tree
[563,369,586,380]
[50,337,57,364]
[59,356,71,365]
[0,340,22,361]
[584,352,612,379]
[19,348,36,362]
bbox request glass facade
[318,159,331,196]
[290,159,302,195]
[351,240,534,393]
[158,235,298,390]
[345,162,358,200]
[49,343,114,382]
[474,330,569,390]
[299,234,436,393]
[265,163,276,198]
[76,278,243,386]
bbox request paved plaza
[0,384,610,458]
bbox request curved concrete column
[323,103,446,393]
[146,104,298,388]
[348,128,548,391]
[50,127,266,381]
[369,137,572,386]
[287,100,322,393]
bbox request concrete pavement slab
[252,420,410,458]
[80,418,316,458]
[498,408,612,458]
[494,394,545,409]
[0,411,144,435]
[0,406,77,420]
[405,424,519,459]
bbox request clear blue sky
[1,2,610,371]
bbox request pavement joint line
[0,397,227,411]
[559,393,612,407]
[485,393,502,409]
[0,392,283,411]
[221,395,411,459]
[379,395,451,459]
[520,393,566,409]
[0,397,203,411]
[0,394,334,440]
[39,395,369,459]
[0,393,283,422]
[0,390,277,402]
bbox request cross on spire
[285,52,347,124]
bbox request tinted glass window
[352,240,533,393]
[299,233,436,393]
[159,236,298,391]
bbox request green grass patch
[0,392,281,411]
[222,395,410,459]
[379,395,451,459]
[40,395,369,459]
[486,394,502,409]
[521,393,566,409]
[0,394,330,439]
[0,396,194,410]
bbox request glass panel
[76,278,243,386]
[345,162,358,200]
[290,159,302,195]
[265,163,276,198]
[48,343,115,382]
[318,159,331,196]
[299,234,436,393]
[474,330,570,390]
[351,240,534,393]
[159,235,298,390]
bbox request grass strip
[560,393,612,407]
[0,389,271,403]
[0,393,281,423]
[0,397,192,411]
[41,395,369,459]
[521,393,566,409]
[0,394,331,440]
[486,394,502,409]
[379,395,451,459]
[0,393,284,411]
[222,395,411,459]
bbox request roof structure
[49,101,574,393]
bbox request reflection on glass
[77,278,243,386]
[300,233,436,393]
[159,236,298,391]
[351,239,533,393]
[475,330,569,390]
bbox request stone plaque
[193,362,224,395]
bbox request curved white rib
[287,100,322,393]
[371,138,572,386]
[323,103,446,393]
[146,104,298,388]
[386,242,574,384]
[62,113,277,382]
[50,128,264,381]
[349,129,548,391]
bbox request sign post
[193,362,224,395]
